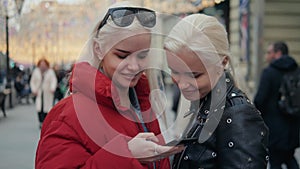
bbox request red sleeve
[35,120,145,169]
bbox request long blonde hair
[164,14,232,72]
[165,14,230,59]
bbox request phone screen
[165,137,198,146]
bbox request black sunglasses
[96,7,156,35]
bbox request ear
[93,41,104,60]
[221,56,229,67]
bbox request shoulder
[226,87,253,109]
[42,96,74,127]
[260,66,279,79]
[218,86,268,137]
[215,89,269,168]
[41,95,85,137]
[32,68,40,76]
[223,86,266,129]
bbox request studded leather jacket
[172,73,269,169]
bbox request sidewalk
[0,104,40,169]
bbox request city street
[1,101,300,169]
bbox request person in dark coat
[164,14,269,169]
[254,41,300,169]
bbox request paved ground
[0,103,40,169]
[0,94,299,169]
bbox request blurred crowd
[0,59,73,106]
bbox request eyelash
[137,54,147,59]
[117,55,128,59]
[171,70,201,78]
[192,74,201,78]
[116,54,148,60]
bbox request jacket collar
[69,62,151,111]
[187,71,233,143]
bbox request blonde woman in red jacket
[35,2,182,169]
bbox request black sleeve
[254,69,272,113]
[217,102,269,169]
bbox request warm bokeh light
[0,0,223,65]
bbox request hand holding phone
[128,133,185,163]
[137,144,185,163]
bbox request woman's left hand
[128,133,184,163]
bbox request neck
[116,87,131,108]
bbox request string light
[7,0,226,64]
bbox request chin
[182,93,200,101]
[117,78,139,89]
[129,81,139,88]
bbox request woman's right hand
[128,133,184,163]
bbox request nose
[178,81,190,90]
[172,74,189,90]
[127,57,140,72]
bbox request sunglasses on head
[96,7,156,34]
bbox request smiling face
[100,33,151,88]
[166,47,224,101]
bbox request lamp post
[3,0,12,108]
[3,0,24,108]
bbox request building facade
[230,0,300,97]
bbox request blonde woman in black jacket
[164,14,269,169]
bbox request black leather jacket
[173,73,269,169]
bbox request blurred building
[1,0,299,96]
[229,0,300,96]
[13,0,93,65]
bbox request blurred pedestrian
[254,41,300,169]
[14,72,31,104]
[164,14,269,169]
[53,64,66,104]
[30,58,57,128]
[35,2,183,169]
[0,69,6,91]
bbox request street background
[1,0,300,169]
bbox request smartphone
[165,137,198,146]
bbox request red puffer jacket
[35,62,170,169]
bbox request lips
[182,90,201,98]
[181,90,195,93]
[122,73,140,80]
